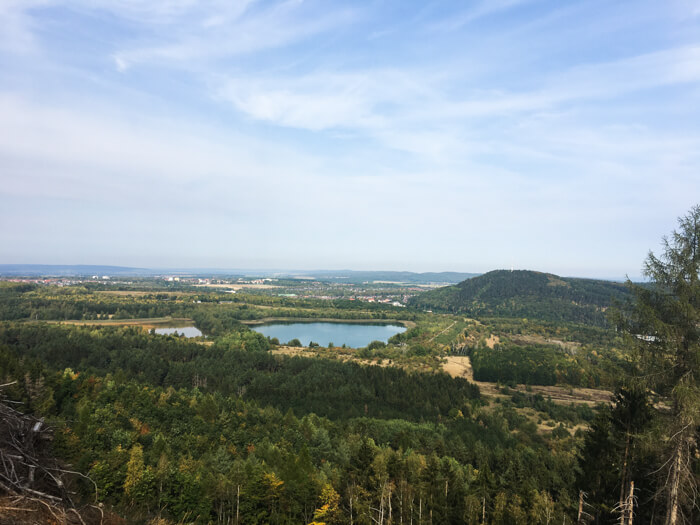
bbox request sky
[1,0,699,279]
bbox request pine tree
[623,205,700,524]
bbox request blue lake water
[250,322,406,348]
[155,326,203,338]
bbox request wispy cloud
[216,69,435,132]
[1,0,700,274]
[0,0,51,54]
[111,1,357,70]
[429,0,539,32]
[211,44,700,166]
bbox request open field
[269,345,432,371]
[509,333,582,353]
[94,290,186,296]
[194,283,279,290]
[485,334,500,348]
[43,317,196,331]
[442,356,612,406]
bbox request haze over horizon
[1,1,699,278]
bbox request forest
[409,270,631,325]
[0,207,698,524]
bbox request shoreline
[241,317,416,328]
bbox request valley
[0,258,695,524]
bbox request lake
[250,322,406,348]
[154,326,203,338]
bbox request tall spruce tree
[625,205,700,524]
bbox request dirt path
[44,317,194,329]
[442,356,612,406]
[509,333,581,353]
[429,321,457,342]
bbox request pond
[250,322,406,348]
[154,326,203,338]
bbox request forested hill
[408,269,631,325]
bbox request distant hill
[280,270,480,284]
[0,264,150,276]
[0,265,477,284]
[408,269,631,325]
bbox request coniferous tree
[621,205,700,524]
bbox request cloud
[1,90,696,274]
[58,0,254,25]
[0,1,356,71]
[110,1,356,70]
[216,71,410,131]
[0,93,314,205]
[210,43,700,168]
[429,0,539,32]
[1,1,699,274]
[0,0,51,54]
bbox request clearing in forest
[441,355,612,406]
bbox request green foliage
[0,284,418,330]
[577,387,657,522]
[612,205,700,523]
[470,343,602,387]
[0,276,640,523]
[506,392,596,424]
[410,270,630,326]
[0,316,586,524]
[0,323,478,421]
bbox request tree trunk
[619,433,631,517]
[626,481,634,525]
[664,446,682,525]
[389,486,393,524]
[235,484,240,525]
[350,490,354,525]
[578,490,583,524]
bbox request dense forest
[409,270,631,325]
[0,208,698,524]
[1,323,581,524]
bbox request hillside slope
[408,270,630,325]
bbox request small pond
[250,322,406,348]
[154,326,203,338]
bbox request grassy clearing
[94,290,187,296]
[42,316,195,330]
[441,355,612,406]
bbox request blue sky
[1,0,699,278]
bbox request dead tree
[0,383,99,524]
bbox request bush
[367,340,386,351]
